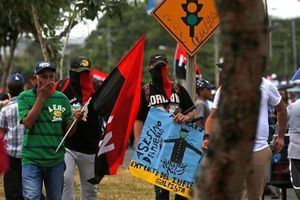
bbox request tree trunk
[194,0,268,199]
[60,7,79,79]
[0,42,17,91]
[31,3,51,61]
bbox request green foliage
[5,0,299,85]
[73,1,217,83]
[269,18,300,80]
[0,0,130,84]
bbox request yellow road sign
[152,0,220,56]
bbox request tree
[194,0,268,199]
[0,0,128,89]
[0,0,30,88]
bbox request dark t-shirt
[137,83,195,122]
[58,81,101,154]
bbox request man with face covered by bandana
[134,54,195,200]
[55,56,101,200]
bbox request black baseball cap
[70,56,91,72]
[196,79,215,90]
[148,54,168,70]
[34,61,56,74]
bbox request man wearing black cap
[134,53,195,200]
[18,61,82,200]
[55,56,100,200]
[194,79,215,129]
[0,73,25,200]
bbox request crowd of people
[0,53,299,200]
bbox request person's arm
[0,100,9,109]
[22,98,45,129]
[202,87,221,149]
[22,82,53,129]
[274,99,287,152]
[133,87,148,146]
[174,84,196,123]
[66,109,85,137]
[202,108,217,149]
[134,120,144,146]
[173,109,195,123]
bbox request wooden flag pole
[55,97,92,153]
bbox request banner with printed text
[129,107,204,198]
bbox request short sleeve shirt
[209,79,281,152]
[18,89,72,167]
[195,99,210,121]
[0,97,24,158]
[137,83,195,122]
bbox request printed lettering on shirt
[69,97,78,104]
[48,104,66,122]
[149,93,180,106]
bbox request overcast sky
[267,0,300,19]
[68,18,98,44]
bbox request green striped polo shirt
[18,89,72,167]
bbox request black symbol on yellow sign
[181,0,203,38]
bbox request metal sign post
[152,0,220,95]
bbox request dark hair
[8,81,24,97]
[0,92,9,101]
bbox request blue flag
[129,107,204,198]
[146,0,155,15]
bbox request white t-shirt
[211,78,281,152]
[212,87,221,109]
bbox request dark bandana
[69,71,95,104]
[150,65,172,99]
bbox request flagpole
[55,97,92,153]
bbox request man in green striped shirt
[18,61,83,200]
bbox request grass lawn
[0,165,155,200]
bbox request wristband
[204,133,210,140]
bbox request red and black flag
[0,134,8,174]
[91,69,108,83]
[174,43,202,79]
[174,43,187,79]
[88,36,145,184]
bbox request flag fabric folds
[174,43,187,79]
[174,43,202,80]
[291,68,300,83]
[91,69,108,82]
[88,36,145,184]
[0,134,8,174]
[146,0,156,15]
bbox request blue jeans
[22,162,65,200]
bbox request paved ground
[124,148,298,199]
